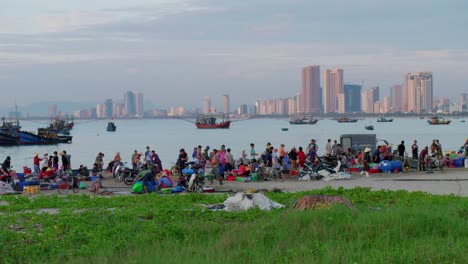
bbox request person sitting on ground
[238,162,250,176]
[441,153,452,168]
[158,171,174,188]
[77,165,90,180]
[136,165,159,194]
[91,173,105,194]
[91,163,100,176]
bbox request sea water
[1,118,466,170]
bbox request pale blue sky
[1,0,467,109]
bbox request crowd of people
[1,138,467,193]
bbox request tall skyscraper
[406,72,433,113]
[460,93,467,112]
[361,87,379,113]
[223,94,230,115]
[134,91,144,116]
[324,68,343,113]
[391,84,404,112]
[300,65,320,114]
[203,96,211,114]
[104,99,113,118]
[344,84,362,112]
[124,91,135,116]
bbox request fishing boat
[195,114,231,129]
[0,118,72,146]
[427,116,451,125]
[365,125,374,131]
[377,117,393,122]
[337,117,358,123]
[43,115,74,135]
[107,122,117,132]
[281,128,289,131]
[289,116,319,125]
[0,118,21,145]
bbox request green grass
[0,187,466,263]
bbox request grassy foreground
[0,187,466,263]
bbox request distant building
[391,84,404,112]
[237,104,248,115]
[134,91,144,117]
[223,94,230,114]
[48,104,57,117]
[113,103,124,118]
[104,99,113,118]
[361,87,379,113]
[203,96,211,114]
[382,96,391,113]
[124,91,136,116]
[337,94,345,114]
[96,104,106,118]
[344,84,361,113]
[406,72,433,113]
[459,93,467,112]
[324,68,343,113]
[300,65,320,114]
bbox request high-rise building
[96,104,106,118]
[382,96,391,113]
[361,87,379,113]
[324,68,343,113]
[48,104,57,117]
[104,99,113,118]
[300,65,320,114]
[406,72,433,113]
[203,96,211,114]
[391,84,404,113]
[223,94,230,115]
[134,91,144,116]
[113,103,124,118]
[344,84,361,113]
[459,93,467,112]
[124,91,135,116]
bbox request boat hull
[0,132,19,145]
[338,120,358,123]
[196,121,231,129]
[427,121,451,125]
[17,131,72,145]
[289,119,318,125]
[377,119,393,122]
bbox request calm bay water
[1,118,467,170]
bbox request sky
[1,0,467,109]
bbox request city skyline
[1,0,467,108]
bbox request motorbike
[178,162,204,193]
[114,162,139,185]
[0,167,17,185]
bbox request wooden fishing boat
[377,117,393,122]
[338,117,358,123]
[365,125,374,130]
[289,116,319,125]
[427,116,451,125]
[195,114,231,129]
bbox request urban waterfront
[1,118,466,170]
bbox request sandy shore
[34,168,467,197]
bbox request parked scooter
[177,162,204,192]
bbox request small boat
[461,120,466,123]
[377,117,393,122]
[281,128,289,131]
[338,117,358,123]
[107,122,117,132]
[427,116,451,125]
[365,125,374,131]
[195,114,231,129]
[419,117,425,119]
[289,116,319,125]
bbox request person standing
[151,150,163,172]
[435,139,443,160]
[131,150,138,170]
[60,151,70,170]
[419,146,429,171]
[297,147,306,168]
[177,148,188,173]
[52,151,59,170]
[411,140,419,160]
[42,153,49,169]
[331,140,338,156]
[288,147,298,172]
[250,143,258,161]
[144,146,152,168]
[211,149,223,185]
[95,152,104,171]
[225,148,235,172]
[325,139,332,155]
[362,147,371,177]
[398,141,406,158]
[33,153,42,175]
